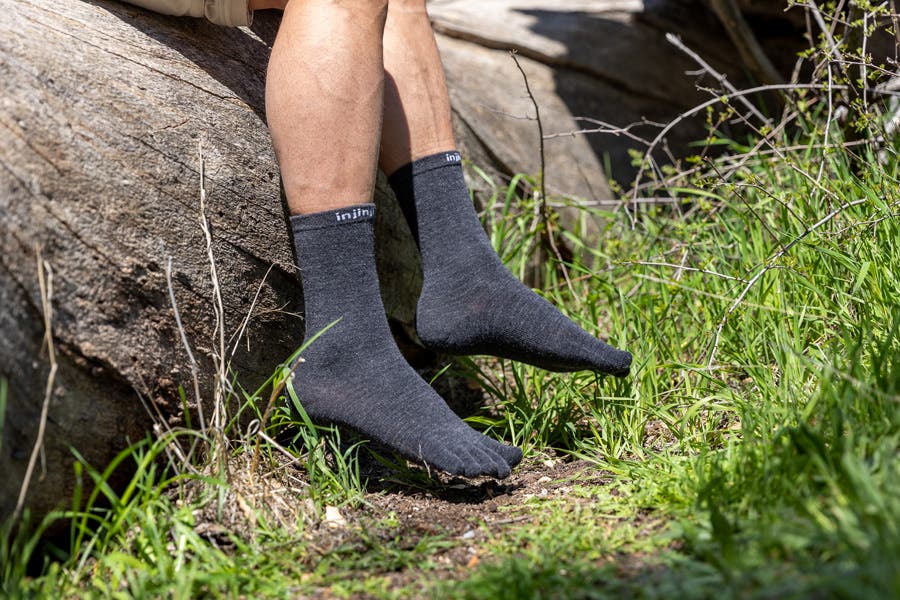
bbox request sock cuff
[387,150,463,188]
[290,203,376,235]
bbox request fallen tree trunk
[1,0,807,521]
[1,0,378,521]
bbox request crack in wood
[20,12,243,105]
[0,118,63,174]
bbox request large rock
[429,0,805,228]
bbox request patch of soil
[292,453,616,595]
[179,447,620,596]
[359,455,613,537]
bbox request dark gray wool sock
[388,151,633,376]
[289,203,521,477]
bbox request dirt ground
[178,447,622,598]
[285,455,617,593]
[361,456,612,537]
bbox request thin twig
[862,10,869,115]
[817,62,834,186]
[509,52,547,223]
[543,117,656,145]
[197,142,227,437]
[548,197,682,208]
[166,257,206,468]
[13,249,57,522]
[228,262,276,358]
[627,261,747,282]
[808,0,844,63]
[666,33,770,124]
[196,141,231,482]
[166,257,206,433]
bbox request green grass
[5,34,900,600]
[432,116,899,597]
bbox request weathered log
[1,0,806,521]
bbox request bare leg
[266,0,387,214]
[264,0,518,478]
[380,0,455,175]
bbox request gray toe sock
[388,151,633,376]
[290,204,516,478]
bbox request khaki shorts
[121,0,252,27]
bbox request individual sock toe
[460,445,494,478]
[420,444,472,475]
[469,441,511,478]
[480,437,523,469]
[424,446,465,477]
[462,430,514,477]
[490,455,511,479]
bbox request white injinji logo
[335,206,373,222]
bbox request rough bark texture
[1,0,805,521]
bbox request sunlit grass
[4,16,900,597]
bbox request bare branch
[666,33,770,124]
[543,117,656,145]
[510,50,578,301]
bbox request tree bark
[1,0,404,521]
